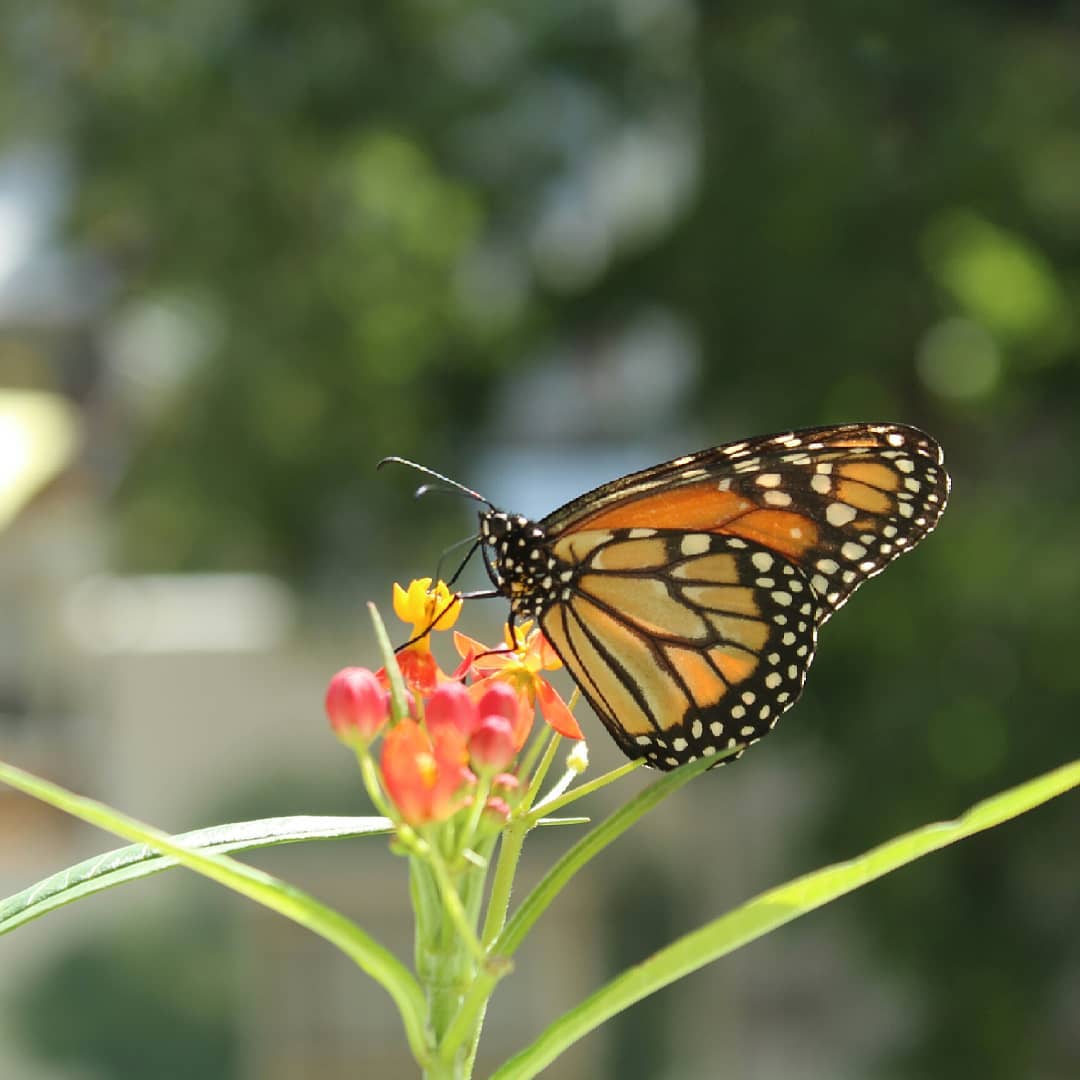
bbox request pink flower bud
[483,796,512,826]
[469,714,517,773]
[476,681,520,724]
[325,667,389,745]
[477,679,534,747]
[425,681,478,736]
[493,772,520,794]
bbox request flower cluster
[324,578,582,830]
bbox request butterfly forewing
[542,423,949,621]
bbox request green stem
[522,734,562,811]
[518,725,555,783]
[458,776,492,853]
[358,749,397,821]
[528,760,643,821]
[480,820,528,950]
[427,845,487,965]
[411,855,442,982]
[437,819,528,1068]
[415,835,493,1069]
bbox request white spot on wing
[681,534,711,556]
[826,502,858,527]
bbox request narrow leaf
[493,757,1080,1079]
[1,815,392,937]
[0,760,429,1063]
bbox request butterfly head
[479,510,562,618]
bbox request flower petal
[453,631,509,671]
[535,678,583,740]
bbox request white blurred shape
[531,184,611,292]
[104,293,221,415]
[65,574,294,654]
[455,243,529,329]
[590,119,699,250]
[0,196,34,287]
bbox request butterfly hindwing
[538,530,821,768]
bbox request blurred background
[0,1,1077,1077]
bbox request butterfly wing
[538,529,822,767]
[542,422,949,622]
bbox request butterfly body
[477,422,950,771]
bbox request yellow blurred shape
[0,389,79,530]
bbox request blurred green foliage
[12,904,236,1079]
[2,1,1078,1077]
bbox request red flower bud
[476,680,519,723]
[476,681,532,748]
[425,681,478,737]
[469,714,517,773]
[325,667,389,745]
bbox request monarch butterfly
[385,422,950,770]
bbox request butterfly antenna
[378,457,495,509]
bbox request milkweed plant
[1,578,1078,1078]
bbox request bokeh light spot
[921,210,1071,351]
[916,317,1001,400]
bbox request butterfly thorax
[479,510,572,620]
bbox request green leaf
[0,814,393,937]
[492,757,1080,1079]
[369,599,409,721]
[0,760,430,1065]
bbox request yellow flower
[393,578,462,640]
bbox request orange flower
[380,718,474,825]
[454,624,583,743]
